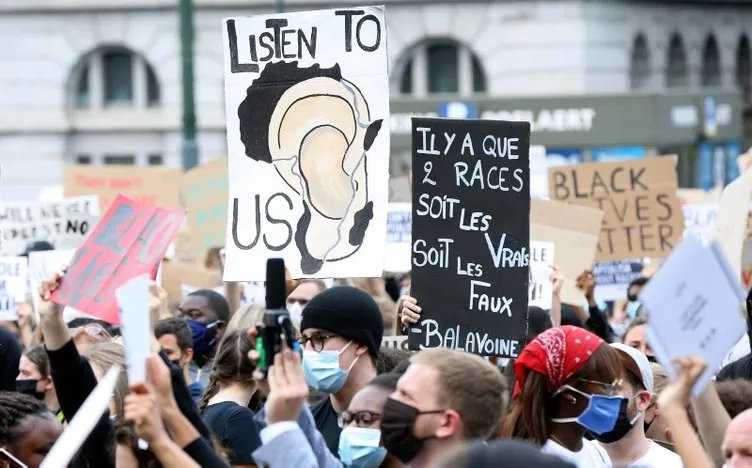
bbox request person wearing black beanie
[299,286,384,458]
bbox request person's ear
[636,391,652,412]
[664,427,673,443]
[184,348,194,363]
[44,375,54,392]
[435,409,463,439]
[355,343,368,357]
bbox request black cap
[22,240,55,257]
[300,286,383,357]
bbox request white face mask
[287,302,304,328]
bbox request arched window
[398,40,486,96]
[630,33,650,89]
[70,46,161,110]
[666,33,688,88]
[701,34,721,87]
[737,34,751,91]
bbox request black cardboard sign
[409,118,531,357]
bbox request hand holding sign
[575,270,597,300]
[399,295,421,328]
[38,271,65,320]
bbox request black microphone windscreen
[265,258,287,310]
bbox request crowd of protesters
[1,240,752,468]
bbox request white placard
[682,202,717,244]
[27,249,75,323]
[181,284,225,298]
[0,257,28,320]
[0,196,100,255]
[642,236,746,397]
[384,202,411,273]
[222,6,390,281]
[381,335,409,350]
[40,365,121,468]
[116,274,152,384]
[529,241,554,309]
[529,145,548,200]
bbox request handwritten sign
[529,242,554,309]
[222,6,390,280]
[28,249,75,323]
[180,157,228,252]
[64,166,181,213]
[683,203,717,244]
[0,257,27,320]
[0,196,100,255]
[715,168,752,280]
[549,158,684,261]
[409,117,531,358]
[160,261,220,302]
[384,203,411,273]
[381,335,409,351]
[51,194,185,325]
[592,259,643,302]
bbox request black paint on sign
[408,118,531,358]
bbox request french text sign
[384,203,411,273]
[529,242,554,310]
[51,194,185,325]
[0,257,27,320]
[0,196,100,255]
[180,157,229,253]
[592,259,643,302]
[409,118,531,358]
[64,166,181,213]
[222,6,390,281]
[548,158,683,261]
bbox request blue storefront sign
[698,141,740,189]
[438,102,478,119]
[590,146,646,162]
[545,148,583,166]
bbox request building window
[147,154,163,166]
[701,35,722,87]
[103,154,136,165]
[630,33,650,89]
[666,33,688,88]
[398,40,486,97]
[76,154,92,165]
[70,47,161,110]
[737,35,751,97]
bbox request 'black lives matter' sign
[409,118,531,357]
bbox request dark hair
[527,307,553,344]
[376,347,411,374]
[67,317,121,337]
[715,379,752,419]
[23,345,50,379]
[499,344,621,445]
[154,318,193,352]
[0,391,56,446]
[187,289,230,323]
[560,305,583,327]
[627,277,649,293]
[622,318,648,342]
[198,329,256,411]
[114,424,160,468]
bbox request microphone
[257,258,299,374]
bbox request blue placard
[590,146,646,162]
[438,101,478,119]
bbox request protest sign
[180,157,228,253]
[64,166,181,213]
[115,274,151,384]
[528,241,554,309]
[715,168,752,280]
[642,236,745,397]
[40,365,121,468]
[531,199,604,305]
[28,249,75,322]
[0,196,100,255]
[381,335,409,351]
[682,202,717,244]
[384,203,411,273]
[51,194,185,325]
[222,6,390,281]
[160,261,220,302]
[592,259,643,302]
[0,257,27,320]
[409,117,531,357]
[549,157,684,261]
[529,145,548,200]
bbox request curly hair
[0,391,56,446]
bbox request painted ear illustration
[238,62,383,274]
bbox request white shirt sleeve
[260,421,301,445]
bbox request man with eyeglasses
[297,286,384,458]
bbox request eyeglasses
[298,334,337,352]
[579,378,623,396]
[338,410,381,428]
[70,325,110,339]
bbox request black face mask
[590,396,640,444]
[380,397,443,463]
[16,379,45,401]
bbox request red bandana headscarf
[513,326,604,398]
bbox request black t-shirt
[310,397,342,459]
[0,326,21,392]
[202,401,262,464]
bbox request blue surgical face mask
[338,427,387,467]
[303,340,359,393]
[626,301,642,319]
[550,385,622,435]
[186,319,220,355]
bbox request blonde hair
[410,349,508,439]
[83,340,128,420]
[226,302,266,335]
[650,362,668,394]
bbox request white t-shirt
[542,439,611,468]
[628,441,683,468]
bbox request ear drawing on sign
[238,61,383,274]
